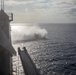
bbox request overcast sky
[3,0,76,23]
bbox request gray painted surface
[0,10,16,55]
[0,10,10,39]
[0,27,16,55]
[18,48,40,75]
[0,9,16,75]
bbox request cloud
[70,8,76,13]
[4,0,76,23]
[68,8,76,16]
[5,0,35,6]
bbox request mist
[11,23,48,43]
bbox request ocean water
[11,23,76,75]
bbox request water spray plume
[11,24,48,43]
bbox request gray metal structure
[0,0,16,75]
[18,47,40,75]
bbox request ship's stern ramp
[0,27,16,55]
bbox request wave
[11,23,48,43]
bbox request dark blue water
[12,23,76,75]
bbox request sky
[1,0,76,23]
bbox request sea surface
[11,23,76,75]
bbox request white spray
[11,23,48,42]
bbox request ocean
[11,23,76,75]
